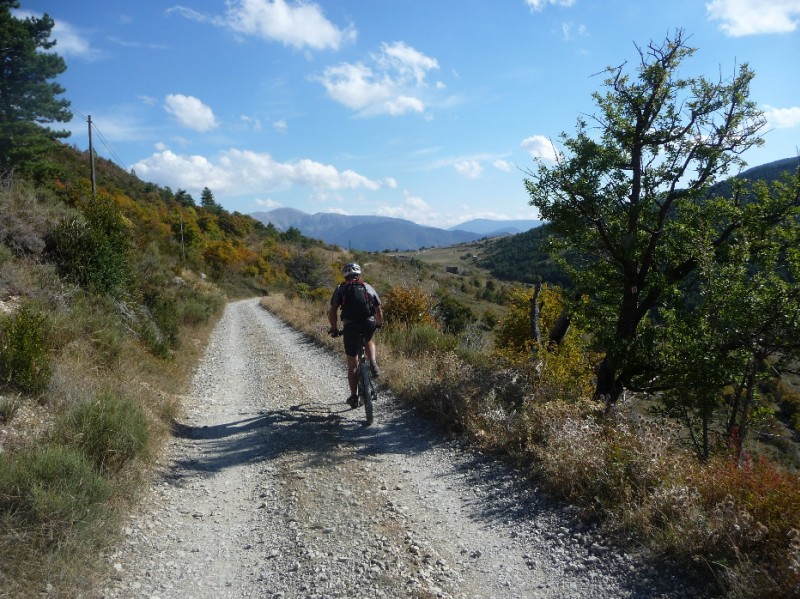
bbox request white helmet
[342,262,362,278]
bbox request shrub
[176,293,222,326]
[0,394,21,423]
[382,284,437,329]
[381,323,458,356]
[0,445,110,547]
[0,303,51,394]
[434,290,476,335]
[147,295,179,349]
[48,195,132,296]
[494,286,596,403]
[53,391,150,475]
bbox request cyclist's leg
[346,354,358,396]
[342,325,360,401]
[362,321,380,376]
[361,320,377,363]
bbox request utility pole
[180,215,186,263]
[88,115,96,198]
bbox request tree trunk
[596,283,640,409]
[548,310,571,347]
[736,360,759,466]
[596,355,624,409]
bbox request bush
[0,394,21,423]
[0,303,51,394]
[382,285,437,328]
[176,293,221,326]
[381,323,458,356]
[494,286,596,403]
[0,445,110,547]
[53,392,150,475]
[48,195,132,296]
[434,290,476,335]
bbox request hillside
[478,156,800,287]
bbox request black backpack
[341,279,375,321]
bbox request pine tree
[0,1,72,174]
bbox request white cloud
[376,193,438,225]
[169,0,355,50]
[52,20,102,60]
[454,160,484,179]
[763,105,800,128]
[521,135,558,162]
[707,0,800,36]
[130,148,386,197]
[316,42,440,116]
[254,198,282,208]
[379,41,439,84]
[273,119,288,132]
[493,159,513,172]
[164,94,218,131]
[561,21,587,41]
[525,0,576,11]
[13,11,102,61]
[239,115,262,131]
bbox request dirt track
[100,298,698,598]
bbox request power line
[73,110,127,170]
[91,124,126,169]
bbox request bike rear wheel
[358,361,374,425]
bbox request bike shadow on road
[165,396,449,480]
[166,402,360,479]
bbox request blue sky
[17,0,800,227]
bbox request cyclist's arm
[327,303,339,332]
[374,304,384,327]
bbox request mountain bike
[331,329,377,425]
[354,333,376,425]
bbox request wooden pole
[88,115,96,198]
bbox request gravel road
[100,298,704,598]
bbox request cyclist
[328,263,383,408]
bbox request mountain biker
[328,263,383,408]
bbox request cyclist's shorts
[342,319,377,357]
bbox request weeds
[0,302,51,394]
[0,394,21,423]
[0,444,111,547]
[53,391,150,475]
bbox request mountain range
[249,207,543,251]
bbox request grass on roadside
[0,274,222,597]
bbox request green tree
[658,174,800,460]
[174,189,195,207]
[0,1,71,173]
[200,186,222,214]
[526,30,767,408]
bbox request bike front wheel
[358,361,374,425]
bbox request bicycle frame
[355,334,375,425]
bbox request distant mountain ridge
[250,208,542,251]
[450,218,543,236]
